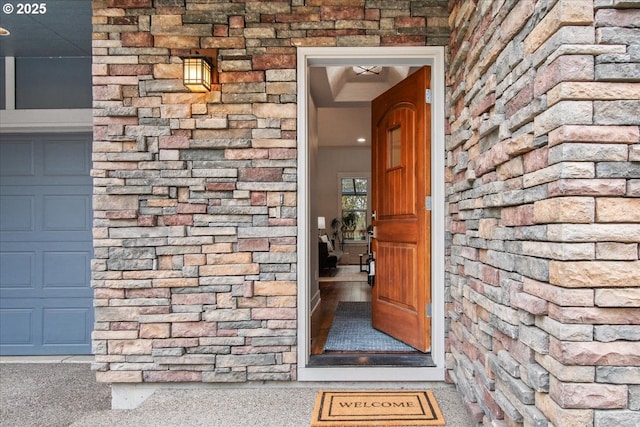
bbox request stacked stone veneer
[446,0,640,426]
[91,0,449,385]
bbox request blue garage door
[1,133,93,355]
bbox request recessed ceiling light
[357,138,366,143]
[0,27,10,37]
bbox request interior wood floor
[311,277,371,355]
[309,266,435,367]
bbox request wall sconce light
[183,48,218,92]
[318,216,326,231]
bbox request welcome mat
[311,390,446,426]
[324,302,416,352]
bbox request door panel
[376,243,417,310]
[371,66,431,352]
[0,133,93,355]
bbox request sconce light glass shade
[183,57,212,92]
[318,216,326,230]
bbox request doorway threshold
[308,353,434,367]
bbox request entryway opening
[309,278,434,367]
[297,47,446,382]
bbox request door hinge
[426,303,432,317]
[425,196,432,211]
[425,89,432,104]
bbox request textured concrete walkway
[0,360,474,426]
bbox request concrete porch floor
[0,358,474,426]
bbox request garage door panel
[1,244,92,298]
[43,251,91,290]
[0,252,35,290]
[43,195,91,231]
[1,185,91,240]
[0,299,92,355]
[44,140,90,176]
[43,304,92,345]
[0,308,34,345]
[0,141,35,176]
[1,188,91,236]
[0,133,92,355]
[0,195,34,231]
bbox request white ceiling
[310,65,418,147]
[310,65,412,108]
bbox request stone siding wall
[91,0,449,384]
[446,0,640,426]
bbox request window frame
[338,173,371,243]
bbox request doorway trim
[296,46,446,382]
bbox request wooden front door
[371,66,432,352]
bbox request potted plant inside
[342,212,358,240]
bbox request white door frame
[296,46,446,382]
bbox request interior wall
[316,145,371,243]
[309,95,320,310]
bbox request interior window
[341,177,368,241]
